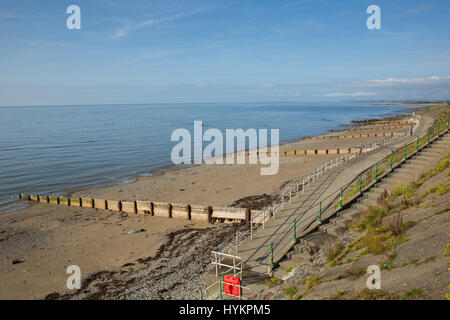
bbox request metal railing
[248,132,406,240]
[263,114,448,269]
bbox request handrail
[266,114,448,268]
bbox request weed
[264,277,278,287]
[305,276,321,291]
[325,243,344,263]
[389,212,403,236]
[403,288,422,299]
[337,268,365,280]
[285,264,295,274]
[284,286,297,297]
[353,289,388,300]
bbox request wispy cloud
[361,76,450,87]
[276,92,302,97]
[405,3,435,15]
[322,92,378,97]
[112,8,212,39]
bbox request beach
[0,109,418,299]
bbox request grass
[284,286,297,298]
[399,288,422,299]
[305,276,322,291]
[264,277,278,287]
[328,289,346,300]
[355,207,390,232]
[285,264,295,274]
[431,183,450,196]
[325,243,344,263]
[292,293,303,300]
[337,268,365,280]
[353,289,388,300]
[390,153,450,202]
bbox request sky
[0,0,449,106]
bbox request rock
[127,229,146,234]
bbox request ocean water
[0,102,413,213]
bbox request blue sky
[0,0,449,106]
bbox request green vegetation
[399,288,422,299]
[285,264,296,274]
[429,183,450,196]
[353,289,388,300]
[325,243,344,263]
[305,276,321,290]
[264,277,278,287]
[292,293,303,300]
[337,268,365,280]
[284,286,297,298]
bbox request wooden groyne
[329,125,413,133]
[304,131,406,141]
[18,194,258,223]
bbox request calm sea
[0,102,413,213]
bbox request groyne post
[317,201,322,223]
[293,218,297,242]
[359,173,362,194]
[270,242,274,268]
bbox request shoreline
[68,107,416,203]
[1,104,419,215]
[0,105,425,300]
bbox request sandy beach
[0,111,417,299]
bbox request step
[422,148,445,154]
[335,214,361,228]
[302,231,336,248]
[375,182,397,190]
[318,224,330,233]
[371,186,390,194]
[394,172,417,180]
[365,192,382,200]
[342,209,363,219]
[353,202,370,211]
[407,159,432,165]
[285,250,302,260]
[414,155,438,161]
[360,198,377,207]
[383,177,410,185]
[395,167,424,175]
[324,224,346,237]
[336,207,358,217]
[403,163,429,170]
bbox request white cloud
[276,92,302,97]
[322,92,378,97]
[362,76,449,87]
